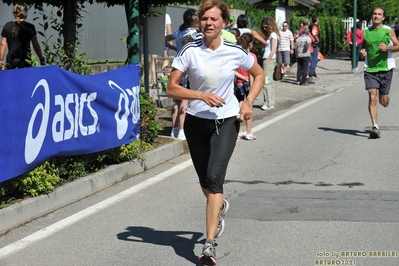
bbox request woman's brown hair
[260,16,279,40]
[198,0,230,26]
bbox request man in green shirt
[360,7,399,138]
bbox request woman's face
[261,24,269,34]
[200,6,226,40]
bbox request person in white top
[165,9,199,140]
[260,16,280,110]
[278,21,294,77]
[166,0,264,264]
[151,13,172,85]
[236,14,267,47]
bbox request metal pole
[143,17,150,94]
[351,0,357,70]
[128,0,140,64]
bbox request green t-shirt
[363,25,392,72]
[220,30,237,43]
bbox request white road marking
[0,160,192,259]
[0,93,333,259]
[252,93,332,134]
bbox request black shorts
[364,69,393,95]
[184,114,239,193]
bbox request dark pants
[309,46,319,77]
[350,44,362,68]
[184,114,239,193]
[297,57,310,85]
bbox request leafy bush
[139,88,163,143]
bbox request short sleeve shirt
[172,27,198,53]
[262,32,278,59]
[1,21,36,63]
[165,14,171,36]
[172,37,255,119]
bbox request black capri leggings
[184,114,240,193]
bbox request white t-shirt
[238,28,251,35]
[165,14,171,36]
[262,32,278,59]
[172,37,255,119]
[172,27,198,53]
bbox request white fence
[342,17,368,32]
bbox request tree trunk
[62,0,77,58]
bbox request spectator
[151,13,172,86]
[165,9,199,140]
[225,15,236,32]
[394,22,399,40]
[260,16,279,110]
[346,22,364,70]
[235,32,258,140]
[236,14,267,47]
[298,19,315,84]
[309,16,320,80]
[295,27,312,86]
[0,4,45,69]
[278,21,294,77]
[230,28,240,42]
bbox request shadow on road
[117,226,204,265]
[318,127,369,137]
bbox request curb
[0,137,184,234]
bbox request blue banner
[0,64,141,182]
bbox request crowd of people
[158,9,331,144]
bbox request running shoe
[215,199,229,238]
[261,104,270,110]
[244,134,257,140]
[177,130,186,140]
[237,132,246,139]
[221,199,229,218]
[370,126,381,139]
[215,217,225,239]
[198,241,216,265]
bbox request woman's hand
[201,92,226,108]
[239,100,253,121]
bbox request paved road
[1,57,399,265]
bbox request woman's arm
[167,68,226,107]
[165,34,176,51]
[235,71,249,82]
[0,37,7,62]
[31,35,45,65]
[240,61,264,121]
[250,29,267,46]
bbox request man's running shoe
[370,126,381,139]
[198,241,216,265]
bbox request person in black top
[0,4,45,69]
[394,22,399,40]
